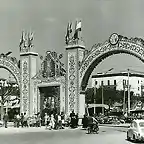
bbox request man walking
[3,113,8,128]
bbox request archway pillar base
[79,91,86,118]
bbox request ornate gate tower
[65,21,86,117]
[19,31,38,116]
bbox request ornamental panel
[67,52,77,113]
[21,59,29,114]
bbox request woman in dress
[50,114,55,129]
[45,113,50,129]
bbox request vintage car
[127,120,144,142]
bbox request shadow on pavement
[125,138,144,144]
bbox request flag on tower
[19,31,25,47]
[76,20,82,31]
[74,20,82,39]
[65,22,72,44]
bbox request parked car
[125,117,134,123]
[127,120,144,142]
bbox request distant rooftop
[92,72,144,78]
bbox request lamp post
[98,68,114,115]
[123,80,126,115]
[127,69,130,115]
[94,80,97,115]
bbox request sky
[1,0,144,79]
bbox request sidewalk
[99,123,130,128]
[0,127,47,134]
[0,126,72,134]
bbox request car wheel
[127,132,130,141]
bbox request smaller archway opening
[0,68,20,121]
[38,85,60,125]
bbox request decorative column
[65,20,85,117]
[19,31,38,116]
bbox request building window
[101,81,103,86]
[95,81,97,85]
[114,80,116,85]
[108,80,110,85]
[138,80,139,84]
[138,87,140,91]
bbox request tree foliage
[85,87,135,107]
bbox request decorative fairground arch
[19,31,66,116]
[0,54,21,86]
[65,21,144,117]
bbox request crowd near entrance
[39,86,60,125]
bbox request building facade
[91,73,144,96]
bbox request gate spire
[65,20,85,117]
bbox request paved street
[0,126,139,144]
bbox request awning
[87,104,109,109]
[113,102,123,107]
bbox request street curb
[99,124,129,128]
[0,127,79,134]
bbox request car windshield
[139,122,144,127]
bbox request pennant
[76,20,81,31]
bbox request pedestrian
[82,114,88,129]
[58,114,63,129]
[16,114,20,128]
[49,114,55,130]
[3,113,8,128]
[36,113,41,127]
[23,113,28,127]
[13,114,17,127]
[70,110,75,128]
[45,113,50,129]
[61,112,65,127]
[54,114,59,130]
[75,113,79,127]
[20,113,24,128]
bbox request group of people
[13,113,41,128]
[69,110,79,128]
[2,110,99,133]
[44,112,65,130]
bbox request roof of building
[92,72,144,78]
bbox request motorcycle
[87,124,99,134]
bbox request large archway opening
[81,50,144,91]
[85,52,144,115]
[79,35,144,116]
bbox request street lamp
[94,80,97,115]
[127,69,131,115]
[97,68,114,115]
